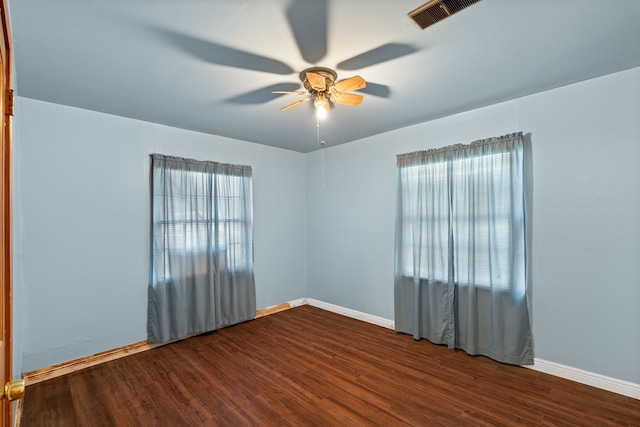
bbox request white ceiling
[8,0,640,153]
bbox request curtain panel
[148,154,256,343]
[394,133,533,365]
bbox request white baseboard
[306,299,639,401]
[289,297,307,308]
[527,358,640,400]
[306,298,395,330]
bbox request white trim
[306,298,395,330]
[527,358,640,400]
[288,297,307,308]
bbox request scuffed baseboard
[21,298,639,401]
[255,298,306,318]
[22,299,307,386]
[14,397,23,427]
[22,340,159,386]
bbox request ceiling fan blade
[286,0,328,64]
[356,82,390,98]
[271,90,308,95]
[331,93,364,107]
[159,29,294,75]
[227,83,301,104]
[333,76,366,93]
[306,72,326,91]
[281,98,311,111]
[337,43,418,71]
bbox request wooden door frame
[0,0,12,425]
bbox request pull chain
[317,117,326,189]
[320,140,326,190]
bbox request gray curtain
[148,154,256,343]
[394,133,533,365]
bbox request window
[397,143,523,291]
[151,156,254,285]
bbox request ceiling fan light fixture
[316,106,328,120]
[314,95,329,120]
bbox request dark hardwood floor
[21,305,640,426]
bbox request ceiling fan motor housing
[300,67,336,93]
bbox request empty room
[1,0,639,425]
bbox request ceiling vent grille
[408,0,481,30]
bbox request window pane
[398,149,515,288]
[451,152,511,288]
[400,161,449,280]
[152,162,253,281]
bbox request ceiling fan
[160,0,417,114]
[273,67,366,118]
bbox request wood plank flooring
[21,305,640,426]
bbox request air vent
[408,0,481,30]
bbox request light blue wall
[12,67,640,386]
[518,67,640,383]
[12,98,307,374]
[305,67,640,384]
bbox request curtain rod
[397,132,523,160]
[150,153,251,171]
